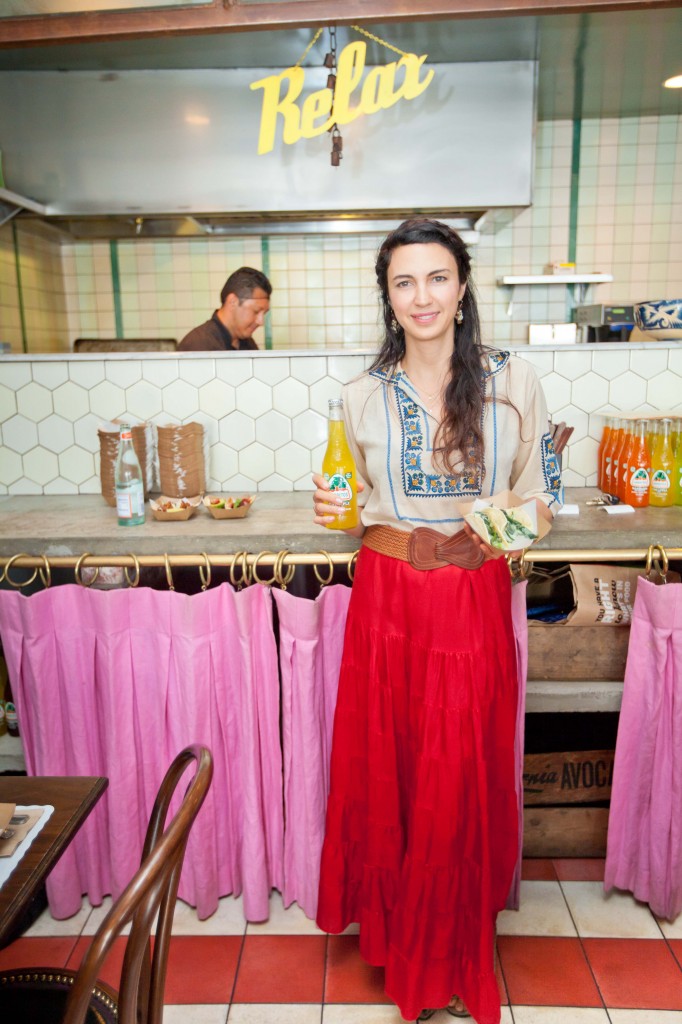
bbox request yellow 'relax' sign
[250,40,433,156]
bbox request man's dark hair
[220,267,272,305]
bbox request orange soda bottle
[322,398,359,530]
[623,419,651,508]
[597,418,613,490]
[613,421,632,502]
[649,417,674,508]
[602,418,623,496]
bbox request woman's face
[387,242,466,349]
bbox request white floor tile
[560,881,661,938]
[246,891,324,935]
[511,1010,609,1023]
[322,1006,403,1024]
[164,1006,229,1024]
[81,897,130,936]
[608,1013,682,1024]
[656,913,682,939]
[173,895,247,935]
[497,881,576,936]
[23,901,92,936]
[229,1005,321,1024]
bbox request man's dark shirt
[178,312,258,352]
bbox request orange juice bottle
[649,417,674,508]
[322,398,359,530]
[603,418,623,496]
[623,419,651,508]
[597,418,613,489]
[613,421,631,501]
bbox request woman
[312,219,562,1024]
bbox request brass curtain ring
[313,550,335,587]
[644,544,655,578]
[3,553,38,589]
[274,550,296,591]
[653,543,669,580]
[251,550,276,586]
[38,555,52,589]
[199,552,212,592]
[124,553,141,588]
[74,553,99,587]
[347,549,359,582]
[164,553,175,591]
[229,551,248,589]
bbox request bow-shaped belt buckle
[407,527,485,571]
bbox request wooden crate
[527,623,630,680]
[523,807,609,857]
[523,749,614,805]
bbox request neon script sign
[250,40,434,156]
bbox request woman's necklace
[405,371,446,415]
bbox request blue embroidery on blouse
[488,375,498,495]
[541,432,562,503]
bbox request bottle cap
[328,398,343,408]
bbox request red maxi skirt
[316,546,519,1024]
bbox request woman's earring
[390,312,399,332]
[455,301,464,325]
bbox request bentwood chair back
[0,744,213,1024]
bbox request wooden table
[0,775,108,947]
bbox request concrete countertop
[0,488,681,558]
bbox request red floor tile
[0,937,76,971]
[165,936,242,1004]
[325,934,391,1004]
[67,935,126,992]
[497,935,602,1007]
[233,935,326,1004]
[553,858,605,882]
[584,938,682,1010]
[521,858,558,881]
[494,952,509,1006]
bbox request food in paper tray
[203,495,256,519]
[149,494,201,521]
[466,505,538,550]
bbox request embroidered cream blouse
[341,350,563,535]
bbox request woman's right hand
[311,473,365,530]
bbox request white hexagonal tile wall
[8,477,42,495]
[3,414,38,454]
[184,411,218,446]
[560,467,585,488]
[273,378,309,417]
[275,441,311,482]
[646,371,682,411]
[143,360,178,387]
[179,359,216,387]
[224,473,257,492]
[219,411,255,450]
[1,449,23,485]
[238,441,274,481]
[59,446,95,485]
[552,405,589,443]
[566,435,599,480]
[89,381,126,421]
[609,371,647,410]
[23,448,59,485]
[53,380,90,421]
[517,351,554,378]
[235,378,272,418]
[259,473,293,491]
[126,380,163,420]
[74,413,103,453]
[106,360,142,389]
[629,349,669,380]
[37,414,75,454]
[293,410,327,449]
[292,356,327,385]
[1,363,31,390]
[208,443,238,483]
[17,382,52,422]
[669,349,682,375]
[538,372,571,414]
[253,357,290,386]
[571,372,609,414]
[553,351,592,382]
[69,360,105,387]
[32,362,68,389]
[198,379,236,420]
[44,477,79,495]
[309,376,343,416]
[592,351,630,380]
[162,379,200,419]
[0,383,17,421]
[216,358,253,387]
[255,410,292,450]
[327,355,368,384]
[79,475,102,494]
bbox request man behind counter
[178,267,272,351]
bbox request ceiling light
[185,114,210,125]
[663,74,682,89]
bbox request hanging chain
[350,24,409,58]
[294,26,323,69]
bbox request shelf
[0,731,26,772]
[497,274,613,285]
[526,680,623,714]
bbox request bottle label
[116,483,145,519]
[325,472,353,505]
[651,469,670,495]
[5,701,17,728]
[630,467,650,497]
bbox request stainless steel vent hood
[0,62,536,240]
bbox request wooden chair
[0,744,213,1024]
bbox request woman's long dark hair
[371,217,488,474]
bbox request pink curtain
[605,576,682,920]
[506,579,528,911]
[273,585,351,918]
[0,583,283,922]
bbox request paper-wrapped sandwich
[466,505,539,550]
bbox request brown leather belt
[362,524,485,571]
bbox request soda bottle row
[597,416,682,508]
